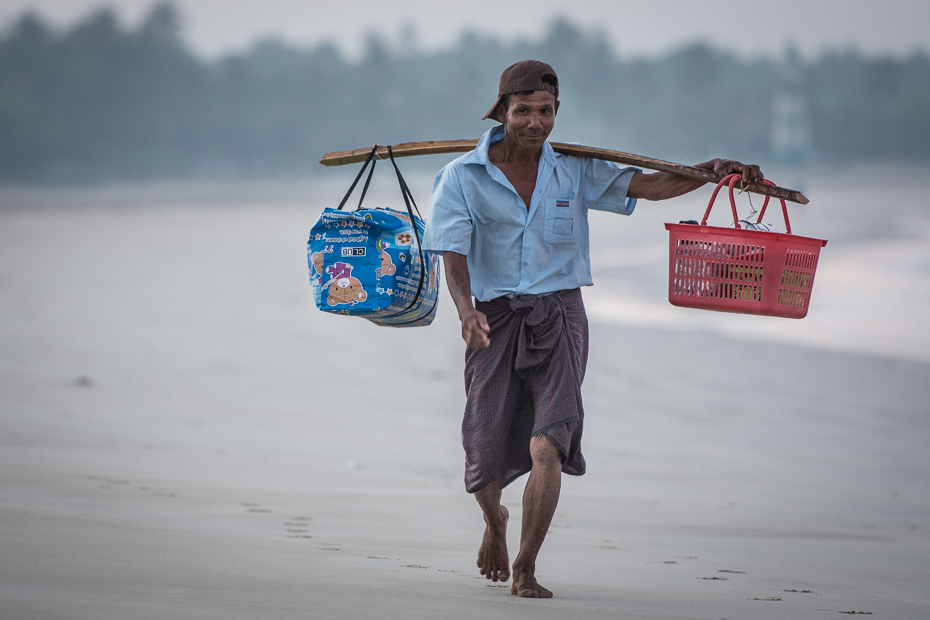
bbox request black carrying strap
[387,145,429,318]
[336,145,378,211]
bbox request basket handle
[701,173,792,234]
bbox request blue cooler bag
[308,146,440,327]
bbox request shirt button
[522,261,528,266]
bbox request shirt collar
[461,125,559,167]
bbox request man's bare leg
[511,435,562,598]
[474,481,510,582]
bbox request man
[422,60,762,599]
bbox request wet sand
[1,173,928,618]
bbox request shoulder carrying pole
[320,140,809,205]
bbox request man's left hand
[708,159,764,185]
[630,158,766,201]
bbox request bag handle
[701,173,792,234]
[387,145,427,311]
[336,145,379,211]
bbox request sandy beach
[1,168,928,619]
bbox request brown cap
[482,60,559,122]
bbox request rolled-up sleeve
[582,159,641,215]
[423,163,473,256]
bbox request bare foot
[511,569,553,598]
[477,505,509,582]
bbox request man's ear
[496,101,507,121]
[554,100,560,116]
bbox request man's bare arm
[443,251,490,349]
[628,158,764,202]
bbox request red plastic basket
[664,174,828,319]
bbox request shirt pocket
[544,198,580,245]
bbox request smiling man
[422,60,762,598]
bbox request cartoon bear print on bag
[311,251,325,275]
[324,262,368,306]
[310,245,333,276]
[375,238,396,279]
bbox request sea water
[1,164,928,363]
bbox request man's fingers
[470,328,491,348]
[741,164,763,184]
[477,312,491,334]
[713,159,765,185]
[467,333,491,349]
[462,312,491,349]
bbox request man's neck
[488,136,542,164]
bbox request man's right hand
[461,307,491,349]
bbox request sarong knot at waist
[478,289,580,376]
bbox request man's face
[498,90,559,151]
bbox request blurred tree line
[1,2,928,181]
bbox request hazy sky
[2,0,929,59]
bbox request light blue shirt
[423,125,640,301]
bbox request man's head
[482,60,559,123]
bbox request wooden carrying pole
[320,139,809,205]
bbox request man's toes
[512,578,552,598]
[517,587,551,598]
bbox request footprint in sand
[284,517,314,538]
[133,485,176,497]
[90,476,135,491]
